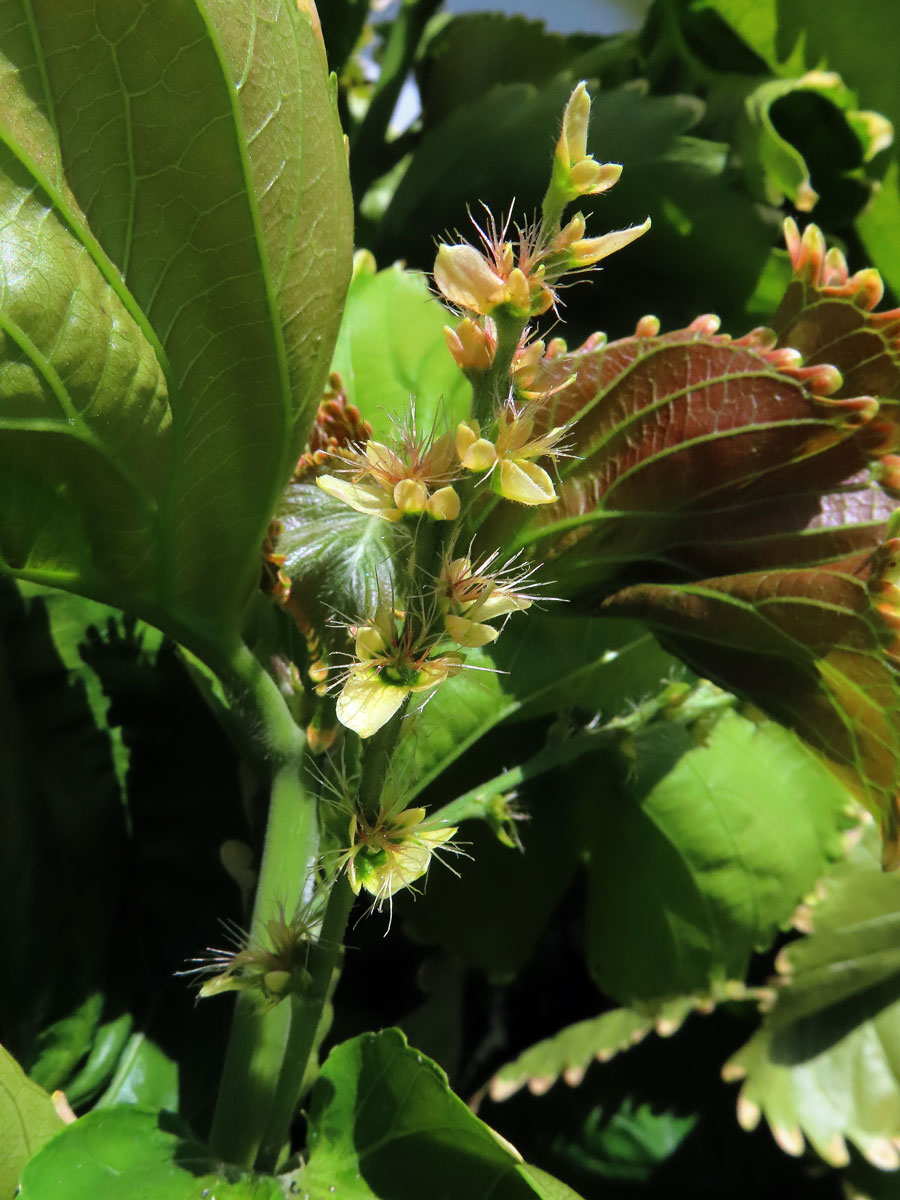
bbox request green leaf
[0,1,352,649]
[737,74,875,217]
[488,999,701,1103]
[329,261,472,441]
[0,1043,64,1199]
[582,711,852,1002]
[64,1014,134,1108]
[725,828,900,1168]
[95,1035,179,1113]
[27,995,105,1095]
[277,478,399,627]
[18,1107,283,1200]
[603,545,900,865]
[394,616,675,802]
[416,13,635,130]
[857,157,900,305]
[298,1029,586,1199]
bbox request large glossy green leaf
[298,1029,585,1199]
[582,710,852,1002]
[18,1107,283,1200]
[0,1043,63,1199]
[724,826,900,1168]
[0,1,352,649]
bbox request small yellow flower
[437,552,535,647]
[434,236,552,319]
[456,398,569,505]
[336,604,463,737]
[340,806,459,904]
[180,904,318,1006]
[317,426,460,522]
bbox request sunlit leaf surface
[0,0,352,648]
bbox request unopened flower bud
[393,477,429,514]
[559,82,591,164]
[457,421,498,471]
[506,267,532,315]
[444,319,495,370]
[550,83,625,207]
[426,485,461,521]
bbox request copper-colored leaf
[775,218,900,466]
[486,316,881,592]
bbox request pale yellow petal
[435,244,508,313]
[464,439,498,471]
[472,590,532,620]
[366,440,403,477]
[445,613,501,648]
[497,459,558,505]
[569,217,651,265]
[354,624,388,660]
[317,474,399,520]
[336,673,408,737]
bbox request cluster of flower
[317,83,650,746]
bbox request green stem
[209,643,318,1167]
[430,682,737,828]
[255,877,356,1172]
[470,309,526,428]
[429,724,608,829]
[358,699,409,822]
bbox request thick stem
[208,644,318,1166]
[254,877,356,1172]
